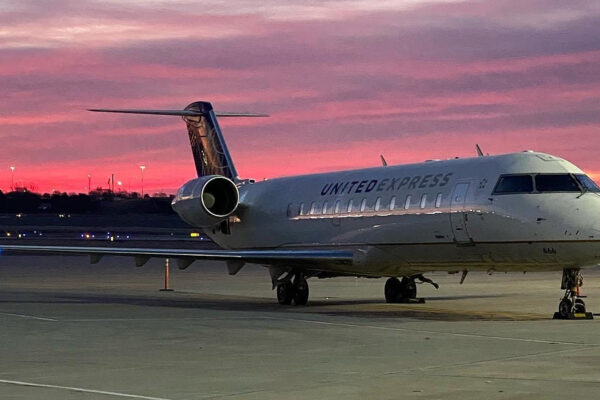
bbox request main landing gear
[554,268,593,320]
[276,273,309,306]
[384,275,438,304]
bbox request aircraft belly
[353,241,600,276]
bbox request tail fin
[89,101,267,181]
[182,101,238,180]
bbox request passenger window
[360,198,367,212]
[493,175,533,194]
[322,201,329,214]
[420,194,427,209]
[404,195,411,210]
[309,202,316,215]
[390,196,396,210]
[535,174,579,192]
[347,199,354,213]
[575,174,600,192]
[435,193,442,208]
[334,200,341,214]
[299,202,305,215]
[375,197,381,211]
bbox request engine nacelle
[172,175,239,227]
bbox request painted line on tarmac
[0,379,176,400]
[0,312,58,322]
[415,371,600,385]
[260,316,598,346]
[61,317,254,322]
[405,345,598,373]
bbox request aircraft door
[450,182,472,244]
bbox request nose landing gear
[553,268,593,320]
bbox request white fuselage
[178,151,600,277]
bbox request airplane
[3,100,600,319]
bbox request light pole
[87,173,91,194]
[140,164,146,197]
[9,166,14,191]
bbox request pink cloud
[2,1,600,193]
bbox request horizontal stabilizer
[88,108,269,117]
[89,100,266,180]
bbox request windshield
[535,174,579,192]
[575,174,600,193]
[493,175,533,194]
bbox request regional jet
[4,101,600,319]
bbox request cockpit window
[575,174,600,193]
[493,175,533,194]
[535,174,579,192]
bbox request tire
[399,277,417,299]
[385,277,401,303]
[293,279,309,306]
[575,298,586,313]
[558,298,573,318]
[277,282,294,305]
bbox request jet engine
[172,175,239,227]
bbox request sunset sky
[2,0,600,194]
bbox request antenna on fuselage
[475,144,485,157]
[380,154,388,167]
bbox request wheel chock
[553,312,594,320]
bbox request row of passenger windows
[493,173,600,194]
[292,193,444,217]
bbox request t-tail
[89,101,267,181]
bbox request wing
[0,244,354,274]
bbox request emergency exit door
[450,182,472,244]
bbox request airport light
[140,164,146,197]
[9,166,14,191]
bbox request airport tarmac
[1,255,600,399]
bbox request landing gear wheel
[277,281,294,305]
[385,277,401,303]
[554,268,593,319]
[293,278,309,306]
[558,298,573,319]
[385,277,420,303]
[575,298,586,313]
[399,277,417,299]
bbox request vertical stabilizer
[183,101,238,180]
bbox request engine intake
[172,175,239,227]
